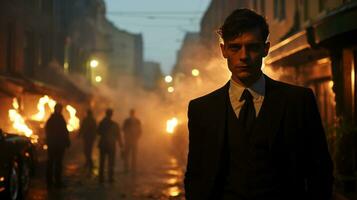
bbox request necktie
[239,89,256,132]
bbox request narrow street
[27,137,186,200]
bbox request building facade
[142,61,163,90]
[102,21,144,87]
[0,0,114,137]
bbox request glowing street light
[165,75,173,83]
[95,76,102,83]
[192,69,200,77]
[90,59,99,68]
[167,86,174,93]
[166,117,178,134]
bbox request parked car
[0,129,36,200]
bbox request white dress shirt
[229,75,266,118]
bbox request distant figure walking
[79,109,97,170]
[97,109,123,183]
[45,103,70,188]
[123,109,142,173]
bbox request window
[274,0,286,21]
[319,0,326,12]
[303,0,309,21]
[37,37,42,67]
[24,32,35,76]
[260,0,266,16]
[280,0,286,20]
[6,23,13,73]
[37,0,42,10]
[274,0,279,19]
[253,0,258,11]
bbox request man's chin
[232,72,261,85]
[236,72,252,80]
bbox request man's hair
[54,103,63,112]
[130,108,135,114]
[105,108,113,117]
[218,8,269,42]
[87,109,93,116]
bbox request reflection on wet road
[27,139,185,200]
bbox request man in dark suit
[45,103,70,188]
[184,9,333,200]
[97,108,123,183]
[79,109,97,171]
[123,108,142,174]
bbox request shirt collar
[229,75,265,100]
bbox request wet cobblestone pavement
[27,138,186,200]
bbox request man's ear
[220,43,227,58]
[263,42,270,57]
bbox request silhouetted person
[79,109,97,170]
[123,109,142,173]
[45,103,70,188]
[184,9,333,200]
[97,108,122,183]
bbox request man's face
[55,106,62,114]
[130,110,135,117]
[220,28,270,85]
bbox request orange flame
[31,95,80,133]
[8,98,33,137]
[167,186,180,197]
[66,105,80,132]
[166,117,178,134]
[31,95,56,121]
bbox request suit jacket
[79,115,97,142]
[45,113,70,150]
[123,117,142,143]
[184,75,333,200]
[97,117,121,151]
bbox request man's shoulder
[267,77,314,101]
[187,83,228,115]
[134,118,141,124]
[267,76,311,93]
[111,120,119,126]
[190,83,228,105]
[123,118,130,124]
[98,118,105,124]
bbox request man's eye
[229,45,241,51]
[247,44,262,51]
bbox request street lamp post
[90,59,99,68]
[191,69,200,77]
[167,86,175,93]
[165,75,173,83]
[95,75,102,83]
[88,59,99,84]
[191,68,201,88]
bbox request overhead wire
[107,11,204,15]
[106,10,204,21]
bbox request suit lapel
[211,81,229,140]
[252,76,287,146]
[202,82,229,180]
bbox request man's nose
[239,46,248,60]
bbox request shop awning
[0,74,92,103]
[265,2,357,67]
[0,75,24,97]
